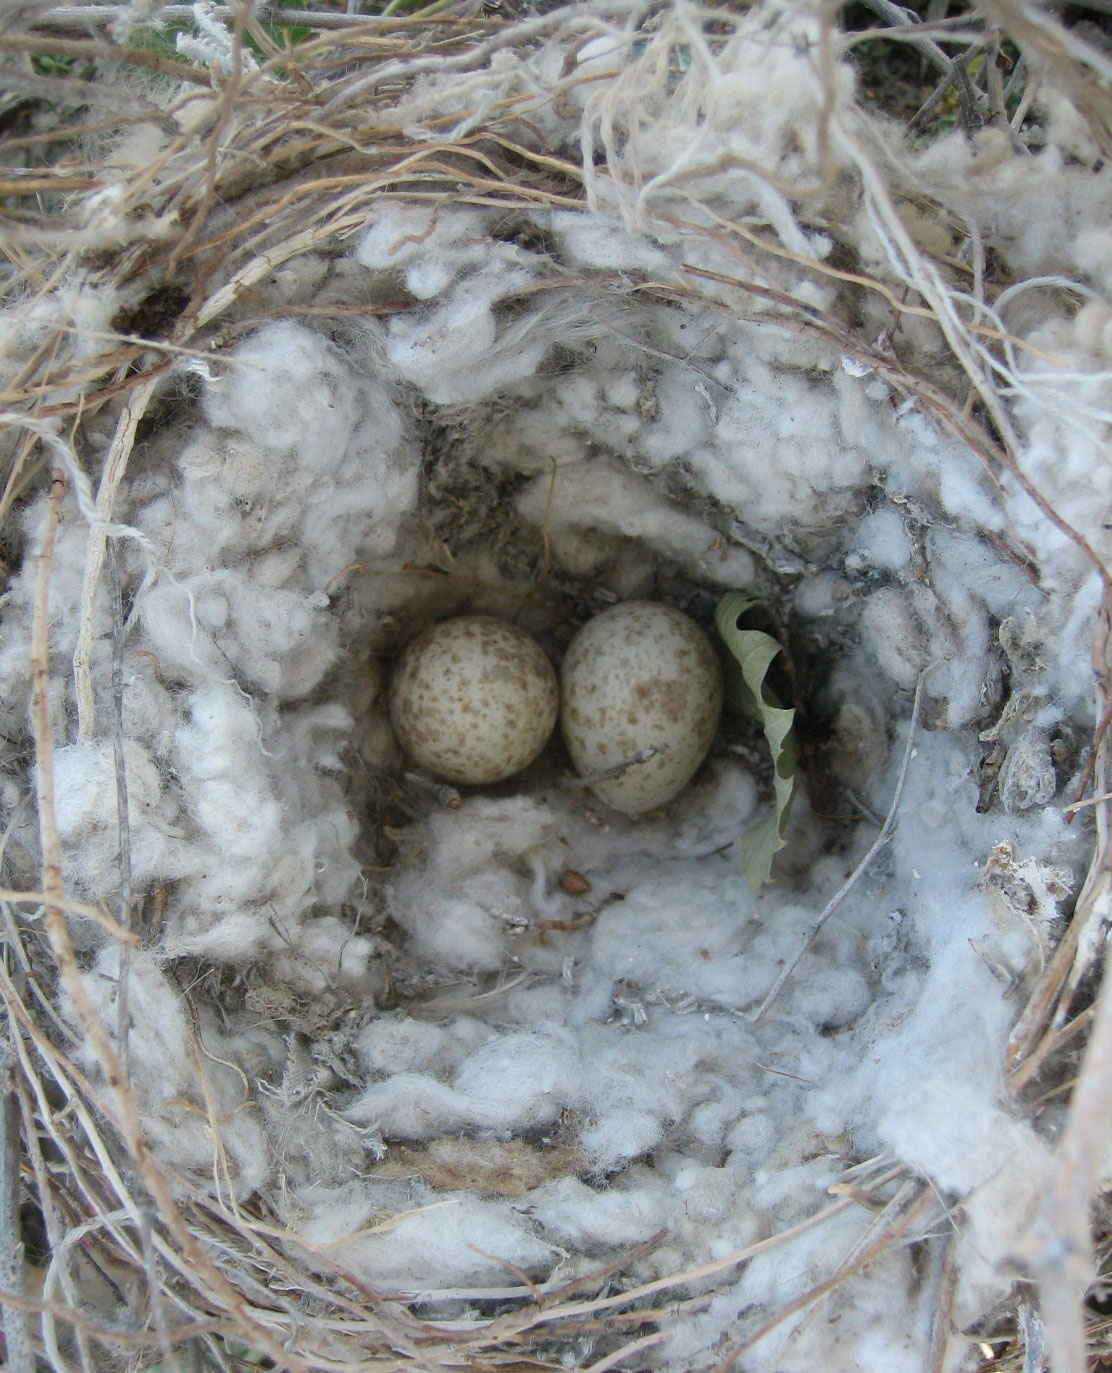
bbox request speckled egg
[559,601,723,815]
[389,616,558,785]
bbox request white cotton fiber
[1001,302,1112,593]
[75,948,269,1200]
[270,916,374,994]
[708,1217,929,1373]
[584,868,765,1009]
[293,1188,555,1293]
[880,1076,1048,1199]
[357,204,543,307]
[138,574,337,696]
[52,739,158,834]
[50,739,193,898]
[0,496,110,739]
[687,1086,745,1152]
[690,359,876,541]
[928,527,1034,621]
[1051,570,1104,711]
[851,508,911,573]
[355,1016,450,1076]
[530,1174,676,1250]
[344,1073,469,1140]
[389,797,562,971]
[355,202,490,280]
[6,6,1108,1367]
[173,685,284,902]
[482,398,613,478]
[574,2,853,252]
[880,1077,1056,1323]
[643,362,718,466]
[1072,227,1112,295]
[453,1030,581,1128]
[0,280,119,385]
[859,572,997,729]
[383,263,551,404]
[190,324,417,582]
[347,1029,580,1137]
[515,457,755,587]
[803,734,1079,1247]
[884,409,1004,534]
[911,128,1112,283]
[860,586,931,692]
[393,885,513,974]
[571,1026,694,1162]
[671,1160,738,1224]
[545,209,676,275]
[795,964,871,1030]
[724,1110,778,1167]
[578,1108,664,1170]
[204,321,372,461]
[151,683,357,960]
[56,312,420,981]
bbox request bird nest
[2,2,1112,1371]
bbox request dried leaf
[715,592,798,892]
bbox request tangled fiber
[2,2,1112,1370]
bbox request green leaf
[30,52,76,77]
[715,592,798,892]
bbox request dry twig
[0,1035,32,1373]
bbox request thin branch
[23,471,97,1373]
[582,1330,671,1372]
[34,2,470,28]
[1008,607,1111,1075]
[107,543,176,1366]
[0,32,214,85]
[0,1280,221,1348]
[488,1195,861,1340]
[1008,1006,1095,1095]
[167,2,250,277]
[857,0,964,76]
[105,542,133,1073]
[710,1186,937,1372]
[909,40,990,131]
[0,1035,33,1373]
[0,890,139,942]
[30,475,312,1373]
[73,374,160,741]
[927,1231,961,1373]
[1020,904,1112,1373]
[559,745,663,789]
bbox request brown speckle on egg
[389,616,558,785]
[559,601,723,815]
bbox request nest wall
[2,2,1112,1371]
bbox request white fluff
[516,457,755,586]
[4,7,1107,1370]
[76,949,268,1200]
[289,1184,556,1293]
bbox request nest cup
[1,3,1112,1370]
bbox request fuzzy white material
[1,3,1109,1369]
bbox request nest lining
[2,3,1112,1371]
